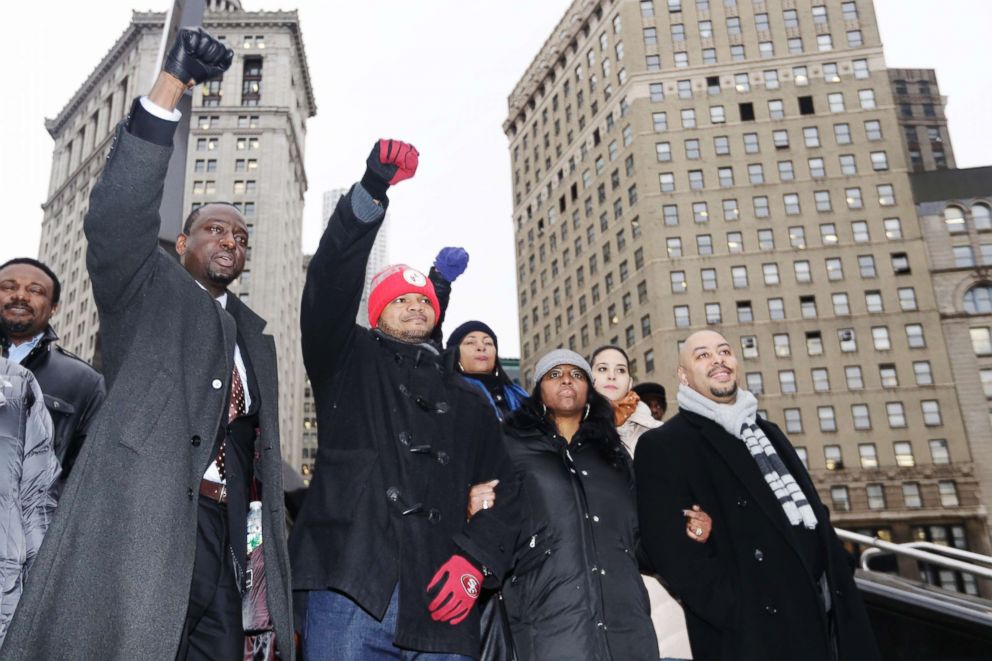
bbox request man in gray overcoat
[1,29,292,660]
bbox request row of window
[737,325,927,356]
[196,115,260,130]
[744,360,936,396]
[782,399,944,435]
[943,204,992,233]
[642,33,865,72]
[828,480,959,513]
[642,0,860,25]
[810,440,946,472]
[191,180,257,195]
[194,136,260,152]
[658,157,890,195]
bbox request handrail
[834,528,992,581]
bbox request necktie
[217,364,245,479]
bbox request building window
[768,298,784,319]
[921,400,942,426]
[902,483,922,508]
[846,366,864,389]
[831,486,850,512]
[674,305,691,328]
[963,286,992,314]
[833,293,850,316]
[930,439,950,464]
[838,328,857,352]
[741,336,758,359]
[853,407,873,432]
[811,367,829,391]
[894,441,915,467]
[886,402,907,428]
[970,327,992,355]
[746,372,764,395]
[835,123,852,145]
[824,443,842,467]
[866,484,886,510]
[906,324,926,349]
[241,57,262,106]
[825,258,843,281]
[754,196,770,218]
[784,408,803,433]
[201,79,223,106]
[732,266,749,288]
[779,370,796,394]
[938,481,959,507]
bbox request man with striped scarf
[634,330,879,661]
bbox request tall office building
[505,0,990,587]
[889,69,955,173]
[322,187,391,326]
[37,1,316,468]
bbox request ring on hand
[482,499,490,510]
[694,527,703,537]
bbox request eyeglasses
[545,368,588,382]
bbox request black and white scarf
[678,385,818,529]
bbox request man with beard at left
[0,258,105,486]
[2,28,292,660]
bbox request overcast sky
[3,0,991,356]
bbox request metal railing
[834,528,992,581]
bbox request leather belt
[199,479,228,504]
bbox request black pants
[176,497,243,661]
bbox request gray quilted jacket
[0,358,59,644]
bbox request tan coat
[620,401,694,660]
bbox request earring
[541,403,548,417]
[583,403,590,421]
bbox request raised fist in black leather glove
[360,139,419,201]
[163,27,234,86]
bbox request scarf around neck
[611,390,641,427]
[677,384,818,530]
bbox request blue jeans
[303,588,473,661]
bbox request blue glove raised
[434,247,469,282]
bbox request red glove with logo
[426,554,482,625]
[361,139,419,200]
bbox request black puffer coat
[500,404,657,661]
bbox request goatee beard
[378,319,432,345]
[710,382,738,399]
[0,317,33,335]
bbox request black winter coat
[500,407,657,661]
[635,410,880,661]
[290,186,521,659]
[1,327,105,482]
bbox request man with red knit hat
[291,140,520,660]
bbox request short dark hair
[0,258,62,305]
[590,344,630,366]
[182,201,243,235]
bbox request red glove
[426,554,482,625]
[361,139,419,200]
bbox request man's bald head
[677,329,739,404]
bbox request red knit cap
[367,264,441,329]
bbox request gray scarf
[677,385,818,529]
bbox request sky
[3,0,991,356]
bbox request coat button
[754,548,764,562]
[187,487,194,500]
[435,451,450,465]
[398,431,411,446]
[737,497,748,508]
[592,515,600,522]
[212,379,223,389]
[191,435,202,447]
[427,509,442,524]
[765,605,778,615]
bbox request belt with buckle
[199,479,228,504]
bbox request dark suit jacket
[634,409,879,661]
[1,112,293,660]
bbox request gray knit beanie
[532,349,592,387]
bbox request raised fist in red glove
[361,139,419,201]
[426,554,482,625]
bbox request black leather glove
[163,27,234,85]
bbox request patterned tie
[217,364,246,480]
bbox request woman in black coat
[500,349,657,661]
